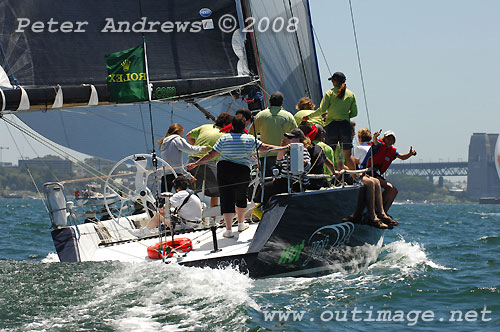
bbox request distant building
[0,162,13,167]
[467,133,500,200]
[18,157,73,174]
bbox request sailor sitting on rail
[254,128,312,205]
[361,129,417,213]
[298,123,339,189]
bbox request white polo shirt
[170,190,202,222]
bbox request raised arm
[397,146,417,160]
[372,129,382,146]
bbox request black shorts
[325,120,353,150]
[188,157,219,197]
[161,174,176,193]
[217,160,250,214]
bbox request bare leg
[236,206,246,223]
[210,197,219,222]
[210,197,219,207]
[371,177,389,218]
[378,177,398,212]
[223,212,234,231]
[146,206,166,229]
[343,149,356,171]
[361,177,377,221]
[344,185,366,222]
[145,214,161,230]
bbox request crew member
[294,97,324,126]
[186,112,233,209]
[307,72,358,171]
[249,91,297,177]
[362,129,417,212]
[187,114,282,238]
[157,123,205,193]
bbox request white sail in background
[495,135,500,180]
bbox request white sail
[0,65,13,89]
[495,135,500,180]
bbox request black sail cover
[1,0,323,161]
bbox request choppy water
[0,198,498,331]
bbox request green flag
[105,45,148,103]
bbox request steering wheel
[103,153,177,224]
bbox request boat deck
[91,223,259,263]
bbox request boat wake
[41,252,60,263]
[371,236,452,273]
[22,262,256,332]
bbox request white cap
[383,130,396,142]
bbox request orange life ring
[147,238,193,259]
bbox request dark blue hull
[183,186,384,278]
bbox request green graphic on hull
[278,240,305,265]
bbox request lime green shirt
[249,106,297,155]
[187,124,223,159]
[315,141,343,174]
[334,144,344,167]
[315,141,333,175]
[294,109,325,126]
[309,87,358,125]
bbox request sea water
[0,198,498,331]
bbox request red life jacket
[367,140,397,174]
[220,124,248,134]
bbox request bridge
[384,161,468,178]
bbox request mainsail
[0,0,322,161]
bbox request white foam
[21,261,256,331]
[372,237,452,272]
[109,263,256,331]
[41,252,60,263]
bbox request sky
[1,0,499,165]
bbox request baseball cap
[383,130,396,142]
[328,72,346,83]
[284,128,305,140]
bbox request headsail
[244,0,323,110]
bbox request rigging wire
[348,0,375,177]
[312,27,332,76]
[10,116,61,182]
[348,0,372,131]
[138,103,150,152]
[2,117,49,212]
[58,108,72,151]
[1,116,130,195]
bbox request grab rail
[260,146,289,203]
